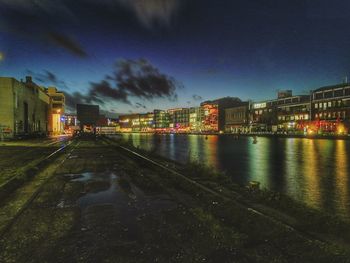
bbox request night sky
[1,0,350,115]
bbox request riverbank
[115,131,350,140]
[114,136,350,252]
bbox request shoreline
[113,132,350,140]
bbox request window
[324,91,333,98]
[52,96,63,101]
[323,102,327,109]
[334,89,343,97]
[315,103,318,109]
[328,101,332,107]
[52,103,62,108]
[315,93,323,99]
[319,103,323,108]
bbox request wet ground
[0,137,349,262]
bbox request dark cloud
[64,91,87,111]
[135,102,147,109]
[27,69,69,89]
[47,32,87,57]
[89,80,129,104]
[0,0,86,57]
[92,58,179,102]
[63,58,180,111]
[192,94,203,101]
[0,0,182,56]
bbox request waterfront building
[311,82,350,134]
[276,95,311,132]
[119,113,154,132]
[201,97,242,132]
[139,112,154,132]
[250,91,311,133]
[119,114,139,132]
[225,102,250,133]
[200,103,219,132]
[250,99,277,132]
[154,109,169,131]
[168,108,190,132]
[46,86,65,135]
[189,107,203,132]
[0,76,50,138]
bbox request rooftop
[314,82,350,92]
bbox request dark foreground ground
[0,136,349,262]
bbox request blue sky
[1,0,350,115]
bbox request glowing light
[0,52,4,61]
[337,123,346,135]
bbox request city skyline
[1,0,350,115]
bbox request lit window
[319,103,323,108]
[328,101,332,107]
[315,103,318,109]
[323,103,327,109]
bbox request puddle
[63,171,177,241]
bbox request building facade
[311,83,350,134]
[250,100,277,132]
[189,107,202,132]
[276,95,311,132]
[201,97,242,132]
[0,76,49,138]
[225,102,249,133]
[168,108,190,132]
[154,109,169,131]
[46,87,65,135]
[201,103,219,132]
[119,113,154,132]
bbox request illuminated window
[328,101,332,107]
[315,103,318,109]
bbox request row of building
[119,83,350,135]
[1,75,350,137]
[0,76,65,138]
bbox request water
[118,133,350,219]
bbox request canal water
[116,133,350,220]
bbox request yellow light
[0,52,4,61]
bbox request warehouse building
[0,76,50,138]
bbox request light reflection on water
[118,133,350,219]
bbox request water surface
[118,133,350,219]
